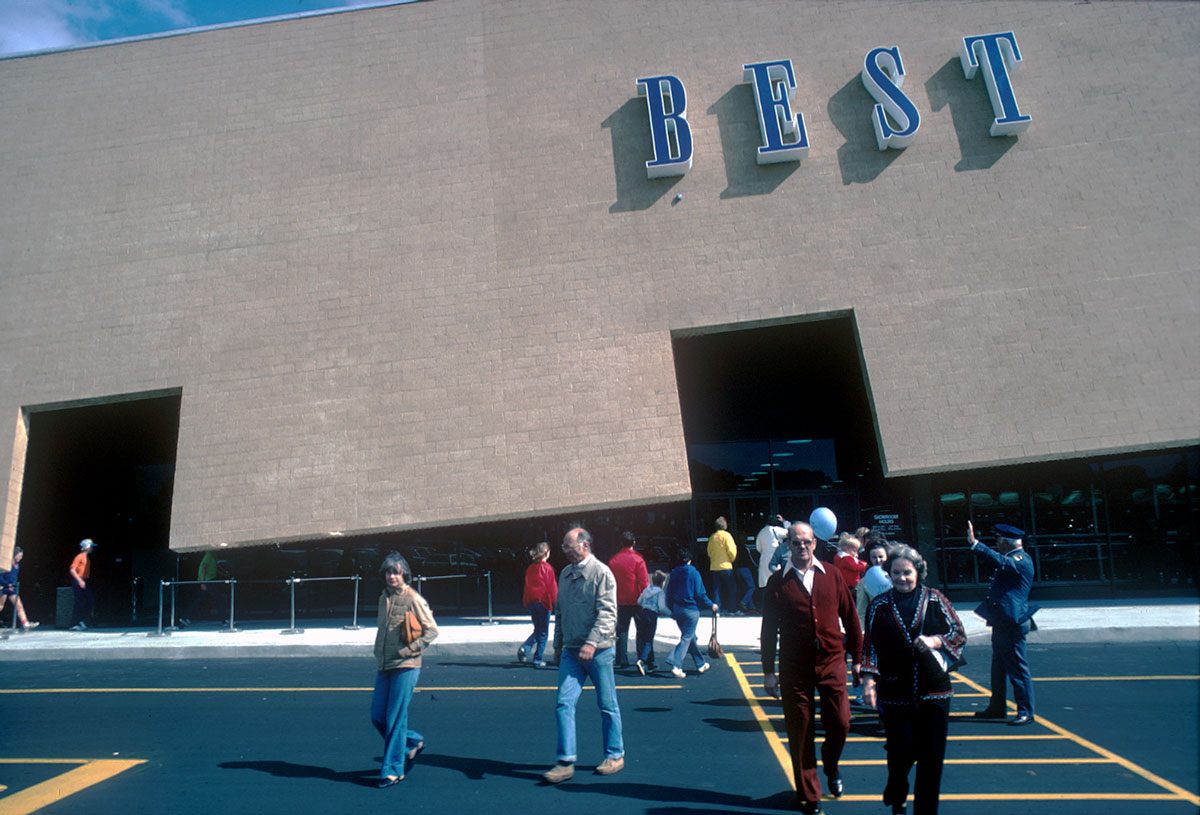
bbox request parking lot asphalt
[0,640,1196,814]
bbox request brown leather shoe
[595,756,625,776]
[542,763,574,784]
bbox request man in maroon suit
[762,522,863,814]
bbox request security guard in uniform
[967,521,1039,726]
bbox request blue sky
[0,0,415,58]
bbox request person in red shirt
[607,531,649,669]
[69,538,96,631]
[519,542,558,668]
[833,533,868,590]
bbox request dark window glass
[1030,538,1107,582]
[688,442,771,493]
[770,438,838,490]
[938,491,969,540]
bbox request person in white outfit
[756,515,790,591]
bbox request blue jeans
[555,646,623,763]
[371,668,424,779]
[668,606,708,670]
[521,602,550,662]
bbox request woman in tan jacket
[371,552,438,787]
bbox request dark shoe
[377,775,403,788]
[517,647,527,663]
[1009,713,1035,726]
[826,774,843,798]
[973,707,1006,719]
[542,762,574,784]
[797,800,823,814]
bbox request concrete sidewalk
[0,598,1195,661]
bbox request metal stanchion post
[148,580,169,637]
[282,578,304,635]
[343,575,362,631]
[167,581,179,632]
[480,570,499,626]
[220,579,240,633]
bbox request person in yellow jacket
[706,516,737,613]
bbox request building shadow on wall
[925,57,1018,171]
[828,75,901,185]
[707,84,797,199]
[604,97,680,212]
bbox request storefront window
[932,448,1197,589]
[1030,537,1107,582]
[687,441,771,493]
[770,438,838,490]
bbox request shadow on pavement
[556,782,796,811]
[219,760,378,787]
[417,752,546,782]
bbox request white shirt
[786,557,826,594]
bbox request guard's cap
[80,538,96,550]
[994,523,1024,540]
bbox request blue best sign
[636,31,1031,178]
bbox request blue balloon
[809,507,838,541]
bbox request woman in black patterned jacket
[861,544,965,815]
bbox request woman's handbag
[917,590,965,676]
[706,612,723,659]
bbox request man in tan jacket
[543,527,624,783]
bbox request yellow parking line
[953,672,1200,806]
[785,734,1071,744]
[835,793,1185,802]
[839,758,1114,766]
[1035,675,1199,682]
[724,652,794,789]
[0,759,145,815]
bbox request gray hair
[885,543,928,581]
[380,551,411,581]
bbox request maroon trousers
[780,655,851,803]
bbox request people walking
[665,546,718,679]
[179,549,222,627]
[68,539,96,630]
[371,551,439,788]
[862,544,966,815]
[968,521,1039,726]
[634,570,669,675]
[761,522,863,815]
[0,547,38,631]
[608,530,649,668]
[519,542,557,668]
[706,517,736,612]
[543,527,624,784]
[756,514,789,594]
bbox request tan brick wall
[1,1,1197,551]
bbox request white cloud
[0,0,193,57]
